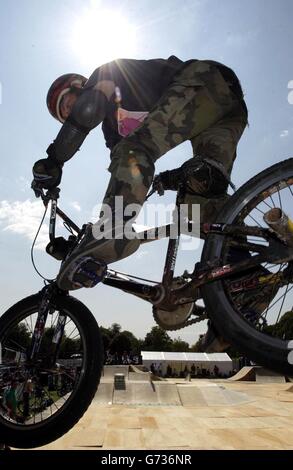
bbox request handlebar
[31,182,61,206]
[32,183,81,238]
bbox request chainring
[152,277,207,330]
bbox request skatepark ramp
[102,365,129,380]
[94,380,251,406]
[128,364,152,381]
[113,381,181,406]
[177,383,251,406]
[129,364,164,381]
[228,366,256,381]
[229,366,286,383]
[102,364,163,382]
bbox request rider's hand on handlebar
[152,168,182,195]
[31,157,62,197]
[31,180,43,198]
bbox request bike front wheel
[201,158,293,375]
[0,291,103,448]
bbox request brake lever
[32,185,61,206]
[31,181,43,199]
[146,176,165,200]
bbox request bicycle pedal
[70,257,107,288]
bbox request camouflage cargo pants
[103,60,247,227]
[57,60,248,290]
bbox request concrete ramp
[255,367,286,383]
[129,364,149,374]
[102,365,129,379]
[94,383,113,404]
[128,370,151,382]
[154,383,181,405]
[177,383,251,407]
[128,364,163,382]
[229,366,286,383]
[113,381,181,406]
[95,381,250,407]
[177,384,207,406]
[229,366,256,381]
[113,381,158,405]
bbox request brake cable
[30,204,54,282]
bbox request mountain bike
[0,157,292,448]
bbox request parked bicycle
[0,158,292,448]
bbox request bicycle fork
[29,285,66,365]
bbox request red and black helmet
[46,73,87,123]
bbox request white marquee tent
[141,351,233,377]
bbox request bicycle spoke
[275,282,291,325]
[0,304,85,427]
[260,263,286,322]
[223,171,292,336]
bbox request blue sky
[0,0,293,345]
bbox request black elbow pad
[50,121,89,164]
[68,88,108,130]
[47,89,108,164]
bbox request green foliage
[99,324,192,355]
[122,330,141,355]
[171,337,190,352]
[6,322,31,351]
[108,323,122,337]
[99,326,111,354]
[110,332,132,356]
[263,310,293,340]
[142,326,173,351]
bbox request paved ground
[36,379,293,450]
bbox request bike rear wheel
[201,158,293,374]
[0,291,103,448]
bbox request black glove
[152,158,229,197]
[152,168,182,195]
[32,157,62,195]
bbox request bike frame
[41,187,293,310]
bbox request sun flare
[71,8,137,68]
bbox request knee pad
[181,158,229,197]
[157,157,229,197]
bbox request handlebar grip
[31,182,60,202]
[31,181,43,198]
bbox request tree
[110,332,132,356]
[108,323,122,338]
[171,337,190,352]
[40,327,55,355]
[99,326,111,355]
[60,336,80,357]
[122,330,141,355]
[6,323,31,351]
[264,311,293,340]
[190,336,203,352]
[143,326,173,351]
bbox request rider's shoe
[197,320,230,353]
[57,223,140,290]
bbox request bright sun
[71,7,137,68]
